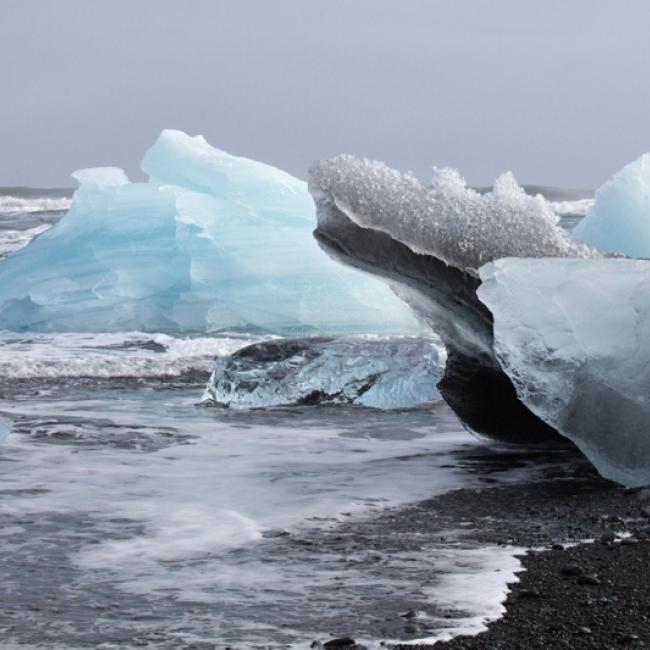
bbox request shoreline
[310,445,650,649]
[425,538,650,649]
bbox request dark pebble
[262,529,291,538]
[560,564,583,576]
[324,638,357,648]
[600,531,616,544]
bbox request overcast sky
[2,0,650,188]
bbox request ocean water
[0,189,586,648]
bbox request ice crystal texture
[203,336,443,410]
[310,155,597,273]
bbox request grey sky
[2,0,650,188]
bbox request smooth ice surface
[0,131,420,334]
[310,156,597,273]
[204,336,444,410]
[573,153,650,258]
[478,257,650,486]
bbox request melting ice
[204,335,444,409]
[479,257,650,486]
[573,152,650,257]
[0,131,419,335]
[309,149,650,486]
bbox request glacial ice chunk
[0,131,420,335]
[478,257,650,486]
[309,157,584,443]
[573,153,650,258]
[203,336,444,410]
[309,156,598,274]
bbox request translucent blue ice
[573,153,650,258]
[203,336,444,410]
[479,257,650,486]
[0,131,420,334]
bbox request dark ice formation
[307,161,579,443]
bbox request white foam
[0,195,71,214]
[0,331,258,378]
[292,543,526,649]
[420,543,525,640]
[550,198,593,216]
[0,225,50,259]
[0,391,474,601]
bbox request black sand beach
[310,446,650,649]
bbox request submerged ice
[203,336,444,410]
[0,131,419,335]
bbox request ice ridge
[310,155,598,274]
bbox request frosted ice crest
[0,130,420,334]
[478,257,650,486]
[573,153,650,258]
[203,336,444,410]
[309,155,598,274]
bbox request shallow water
[0,381,536,648]
[0,190,578,648]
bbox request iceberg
[0,130,420,335]
[309,149,650,482]
[573,153,650,258]
[203,336,444,410]
[478,258,650,486]
[309,157,581,443]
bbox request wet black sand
[311,446,650,649]
[3,414,648,648]
[427,539,650,649]
[332,446,650,650]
